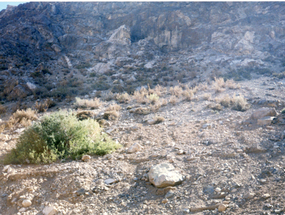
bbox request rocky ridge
[0,2,285,101]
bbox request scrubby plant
[103,110,120,120]
[147,93,159,104]
[225,79,241,89]
[34,98,55,113]
[133,87,148,104]
[6,108,38,129]
[219,94,232,107]
[116,93,131,103]
[106,104,122,112]
[75,97,102,109]
[0,104,6,114]
[202,93,211,101]
[231,94,250,111]
[182,89,194,101]
[4,111,121,164]
[169,96,177,105]
[170,86,183,97]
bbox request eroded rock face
[148,162,184,188]
[0,2,285,101]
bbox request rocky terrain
[0,2,285,215]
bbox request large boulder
[250,107,277,120]
[148,162,184,188]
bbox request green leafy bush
[4,111,121,164]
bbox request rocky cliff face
[0,2,285,101]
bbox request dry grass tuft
[170,86,183,97]
[208,103,223,111]
[75,97,103,109]
[147,93,159,104]
[106,103,122,112]
[202,93,211,101]
[34,98,55,113]
[232,94,250,111]
[213,77,226,93]
[6,108,38,129]
[0,104,6,115]
[131,107,151,115]
[169,96,177,105]
[225,79,241,89]
[103,110,120,120]
[116,93,131,103]
[218,94,232,107]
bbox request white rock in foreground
[148,162,184,188]
[127,143,143,153]
[22,199,32,207]
[43,206,57,215]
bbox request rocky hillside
[0,2,285,101]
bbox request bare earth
[0,75,285,215]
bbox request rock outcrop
[0,2,285,101]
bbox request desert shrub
[75,97,102,109]
[213,77,226,93]
[102,91,116,101]
[34,98,56,113]
[232,94,250,111]
[131,107,150,115]
[170,86,183,97]
[6,108,38,129]
[0,104,6,114]
[116,93,131,103]
[219,94,232,107]
[273,71,285,79]
[147,93,159,104]
[169,96,177,105]
[4,111,121,164]
[208,103,223,111]
[182,89,194,101]
[106,104,121,112]
[103,110,120,120]
[202,93,211,101]
[133,88,148,104]
[225,79,241,89]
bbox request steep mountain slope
[0,2,285,101]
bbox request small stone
[22,199,32,207]
[76,188,86,196]
[127,143,143,153]
[104,178,116,185]
[82,155,91,162]
[148,162,184,188]
[161,199,168,204]
[177,150,184,155]
[215,187,221,193]
[262,193,271,199]
[264,203,273,209]
[260,179,267,183]
[43,206,57,215]
[218,204,228,212]
[165,190,175,199]
[202,123,211,129]
[19,208,26,212]
[245,192,255,199]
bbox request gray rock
[148,162,184,188]
[43,206,57,215]
[250,107,277,120]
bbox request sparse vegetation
[75,97,103,109]
[6,108,38,129]
[34,98,55,112]
[202,93,211,101]
[106,103,122,112]
[169,96,177,105]
[4,111,121,164]
[225,79,241,89]
[0,104,6,114]
[103,110,120,120]
[231,94,250,111]
[147,93,159,104]
[116,93,131,103]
